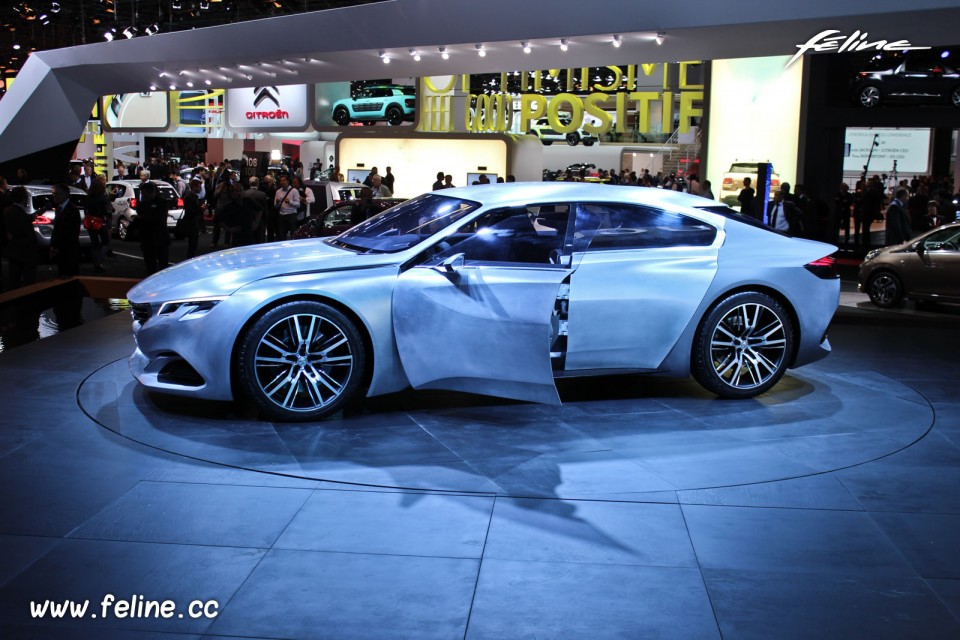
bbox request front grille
[131,302,152,324]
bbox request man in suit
[50,183,82,277]
[2,186,38,288]
[767,183,802,236]
[74,162,98,192]
[884,188,912,246]
[137,181,170,274]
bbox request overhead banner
[225,84,312,132]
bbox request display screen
[843,128,931,175]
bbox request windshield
[728,163,774,173]
[331,193,481,253]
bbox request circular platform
[78,358,933,498]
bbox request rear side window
[32,194,55,213]
[576,203,716,250]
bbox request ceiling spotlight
[204,79,212,85]
[12,43,21,50]
[560,38,569,52]
[50,2,61,13]
[409,48,420,61]
[169,84,176,90]
[379,50,390,64]
[439,46,448,60]
[145,23,160,36]
[103,28,116,42]
[476,44,486,57]
[186,81,194,87]
[38,13,50,25]
[122,26,137,39]
[612,34,622,48]
[200,0,210,9]
[521,41,532,54]
[655,32,665,46]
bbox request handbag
[83,215,105,232]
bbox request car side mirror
[915,242,926,256]
[436,253,465,273]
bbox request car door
[915,227,960,298]
[392,204,574,404]
[564,203,720,371]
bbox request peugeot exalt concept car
[127,183,840,421]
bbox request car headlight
[157,297,227,321]
[863,249,881,262]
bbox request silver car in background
[127,183,840,421]
[15,185,91,250]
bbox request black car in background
[852,50,960,108]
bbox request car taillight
[405,99,415,107]
[722,177,733,185]
[129,198,137,209]
[177,198,184,208]
[33,215,52,225]
[804,255,838,279]
[858,72,870,77]
[771,178,780,187]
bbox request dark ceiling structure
[0,0,383,88]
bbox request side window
[574,203,717,251]
[922,228,960,252]
[32,195,55,213]
[429,204,572,266]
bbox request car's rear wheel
[858,85,881,108]
[386,105,404,126]
[237,301,367,421]
[583,139,595,146]
[692,292,794,398]
[333,107,351,126]
[866,271,903,308]
[565,132,580,146]
[951,86,960,108]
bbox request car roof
[108,179,177,188]
[437,182,724,213]
[15,185,86,195]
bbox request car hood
[127,239,400,302]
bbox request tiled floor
[0,304,959,639]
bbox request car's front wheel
[692,292,794,398]
[333,107,351,126]
[866,271,903,308]
[858,85,881,108]
[385,105,404,126]
[237,301,367,421]
[951,86,960,108]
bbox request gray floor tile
[0,539,264,634]
[70,481,312,548]
[466,559,719,640]
[484,497,696,567]
[927,578,960,624]
[0,534,61,586]
[683,504,916,576]
[704,569,960,640]
[207,549,477,640]
[678,474,863,510]
[870,512,960,579]
[274,489,493,557]
[144,458,320,489]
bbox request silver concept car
[128,183,840,421]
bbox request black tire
[866,271,903,308]
[385,105,404,126]
[691,292,795,399]
[858,85,881,108]
[565,132,580,146]
[541,139,553,146]
[951,86,960,108]
[237,300,367,422]
[583,139,595,147]
[333,107,351,126]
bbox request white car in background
[106,180,185,240]
[719,161,781,209]
[13,185,91,251]
[529,117,598,146]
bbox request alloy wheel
[859,86,881,107]
[868,273,901,307]
[709,302,787,390]
[253,312,355,413]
